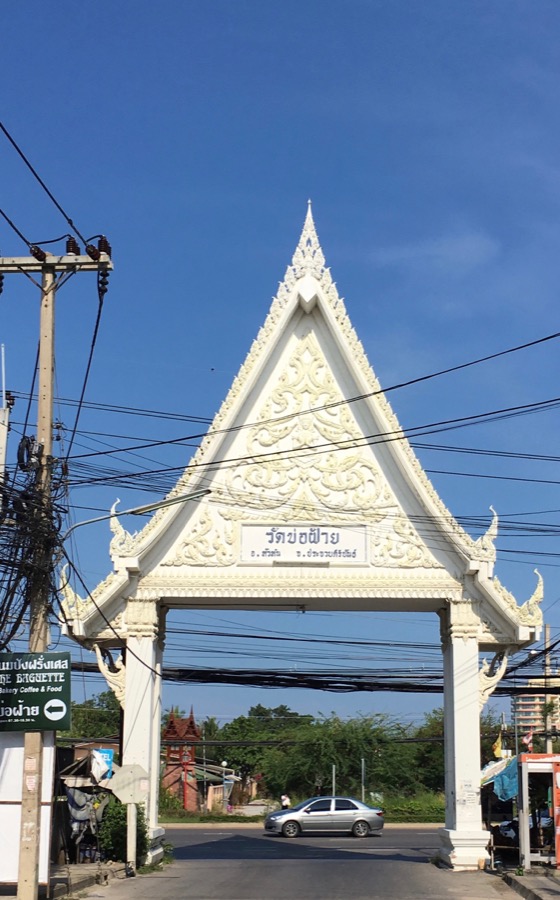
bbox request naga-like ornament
[479,647,511,711]
[94,643,125,707]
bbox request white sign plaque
[240,525,368,565]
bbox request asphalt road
[85,824,517,900]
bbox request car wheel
[352,820,370,838]
[282,820,300,838]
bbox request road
[86,824,516,900]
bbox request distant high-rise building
[511,678,560,732]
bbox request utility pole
[0,344,14,491]
[545,623,553,754]
[0,244,112,900]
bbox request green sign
[0,652,71,731]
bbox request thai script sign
[0,651,71,731]
[240,525,368,564]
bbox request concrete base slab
[438,826,491,870]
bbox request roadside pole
[545,624,553,754]
[17,264,55,900]
[0,246,112,900]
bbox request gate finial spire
[292,200,325,276]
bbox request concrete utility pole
[0,344,14,491]
[545,623,553,754]
[0,247,112,900]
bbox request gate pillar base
[438,827,490,871]
[146,826,165,865]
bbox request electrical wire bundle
[0,435,68,649]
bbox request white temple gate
[62,206,542,870]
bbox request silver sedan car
[264,796,384,838]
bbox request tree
[217,705,312,777]
[411,709,445,793]
[260,713,415,799]
[201,716,221,742]
[411,707,503,794]
[59,689,121,741]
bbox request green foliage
[411,709,445,793]
[98,797,148,865]
[159,786,183,813]
[159,810,264,823]
[259,713,416,798]
[201,716,221,742]
[383,792,445,822]
[158,796,445,824]
[59,690,121,742]
[411,707,503,792]
[156,702,503,814]
[217,704,312,777]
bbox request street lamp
[62,488,211,542]
[221,760,228,812]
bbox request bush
[159,786,183,814]
[382,792,445,823]
[98,797,149,865]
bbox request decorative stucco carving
[80,209,540,661]
[491,578,518,613]
[479,648,511,710]
[474,507,498,564]
[369,515,441,569]
[136,571,460,602]
[94,643,125,707]
[109,500,137,557]
[478,612,516,647]
[147,204,478,567]
[161,330,441,570]
[124,599,161,638]
[518,570,544,627]
[491,569,543,628]
[162,506,236,567]
[59,564,94,619]
[447,598,481,642]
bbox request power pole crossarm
[0,253,111,273]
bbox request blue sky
[2,1,560,728]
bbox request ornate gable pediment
[62,206,542,647]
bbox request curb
[50,863,127,898]
[503,873,542,900]
[503,871,560,900]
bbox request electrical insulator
[98,268,110,296]
[66,236,80,255]
[98,235,112,257]
[86,244,101,261]
[0,273,4,295]
[30,245,47,263]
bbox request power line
[0,120,88,245]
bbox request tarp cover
[492,758,518,802]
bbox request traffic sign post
[109,764,149,875]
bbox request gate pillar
[438,600,489,870]
[122,599,166,863]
